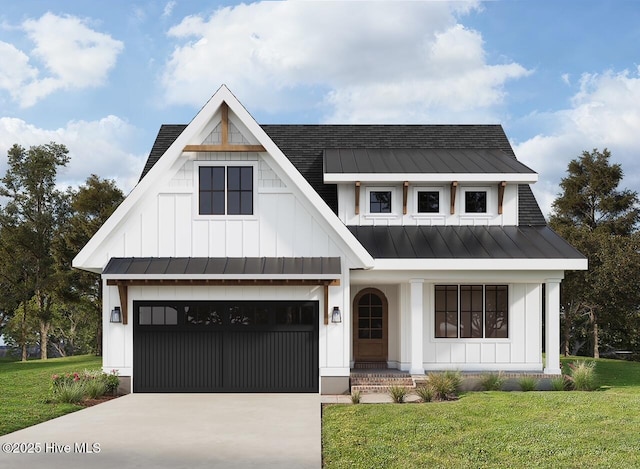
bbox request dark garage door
[133,300,319,393]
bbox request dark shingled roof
[347,225,584,260]
[518,184,547,226]
[138,124,546,226]
[103,257,341,276]
[139,124,187,182]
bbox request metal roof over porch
[102,256,342,280]
[347,225,585,260]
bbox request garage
[133,300,319,393]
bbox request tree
[552,148,639,235]
[0,143,71,360]
[54,175,124,355]
[550,149,640,358]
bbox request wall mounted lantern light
[331,306,342,324]
[110,306,122,323]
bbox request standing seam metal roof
[346,225,585,259]
[323,148,536,174]
[103,257,342,276]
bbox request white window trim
[433,284,511,342]
[460,186,494,218]
[193,160,258,220]
[411,186,445,218]
[363,186,399,219]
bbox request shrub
[518,376,538,392]
[350,390,361,404]
[388,385,408,403]
[103,370,120,394]
[415,385,434,403]
[427,372,459,400]
[550,375,568,391]
[566,361,598,391]
[480,372,505,391]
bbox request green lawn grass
[323,358,640,468]
[0,354,102,436]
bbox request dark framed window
[139,306,178,325]
[199,167,225,215]
[357,292,384,339]
[227,166,253,215]
[435,285,508,339]
[418,191,440,213]
[435,285,458,338]
[370,191,392,213]
[199,166,253,215]
[465,191,487,213]
[485,285,508,338]
[460,285,483,338]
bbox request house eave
[371,258,588,271]
[324,173,538,184]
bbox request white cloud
[514,67,640,217]
[163,1,177,18]
[0,116,145,193]
[0,13,123,108]
[0,42,38,99]
[161,1,529,122]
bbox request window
[464,191,487,213]
[485,285,508,338]
[357,292,384,339]
[418,191,440,213]
[199,166,253,215]
[435,285,508,338]
[136,301,317,328]
[369,191,392,213]
[139,306,178,325]
[435,286,458,338]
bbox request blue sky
[1,0,639,216]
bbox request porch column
[410,279,425,375]
[544,278,562,374]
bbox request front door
[353,288,388,363]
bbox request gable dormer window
[369,191,392,213]
[199,165,253,215]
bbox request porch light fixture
[110,306,122,323]
[331,306,342,324]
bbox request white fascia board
[351,269,567,284]
[324,173,538,184]
[101,273,342,281]
[372,258,588,271]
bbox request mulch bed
[80,394,122,407]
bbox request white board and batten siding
[358,281,544,372]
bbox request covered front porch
[349,272,565,377]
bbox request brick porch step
[350,371,415,393]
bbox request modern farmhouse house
[73,85,587,394]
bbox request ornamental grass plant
[566,360,598,391]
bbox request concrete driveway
[0,393,321,469]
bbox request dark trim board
[133,300,319,393]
